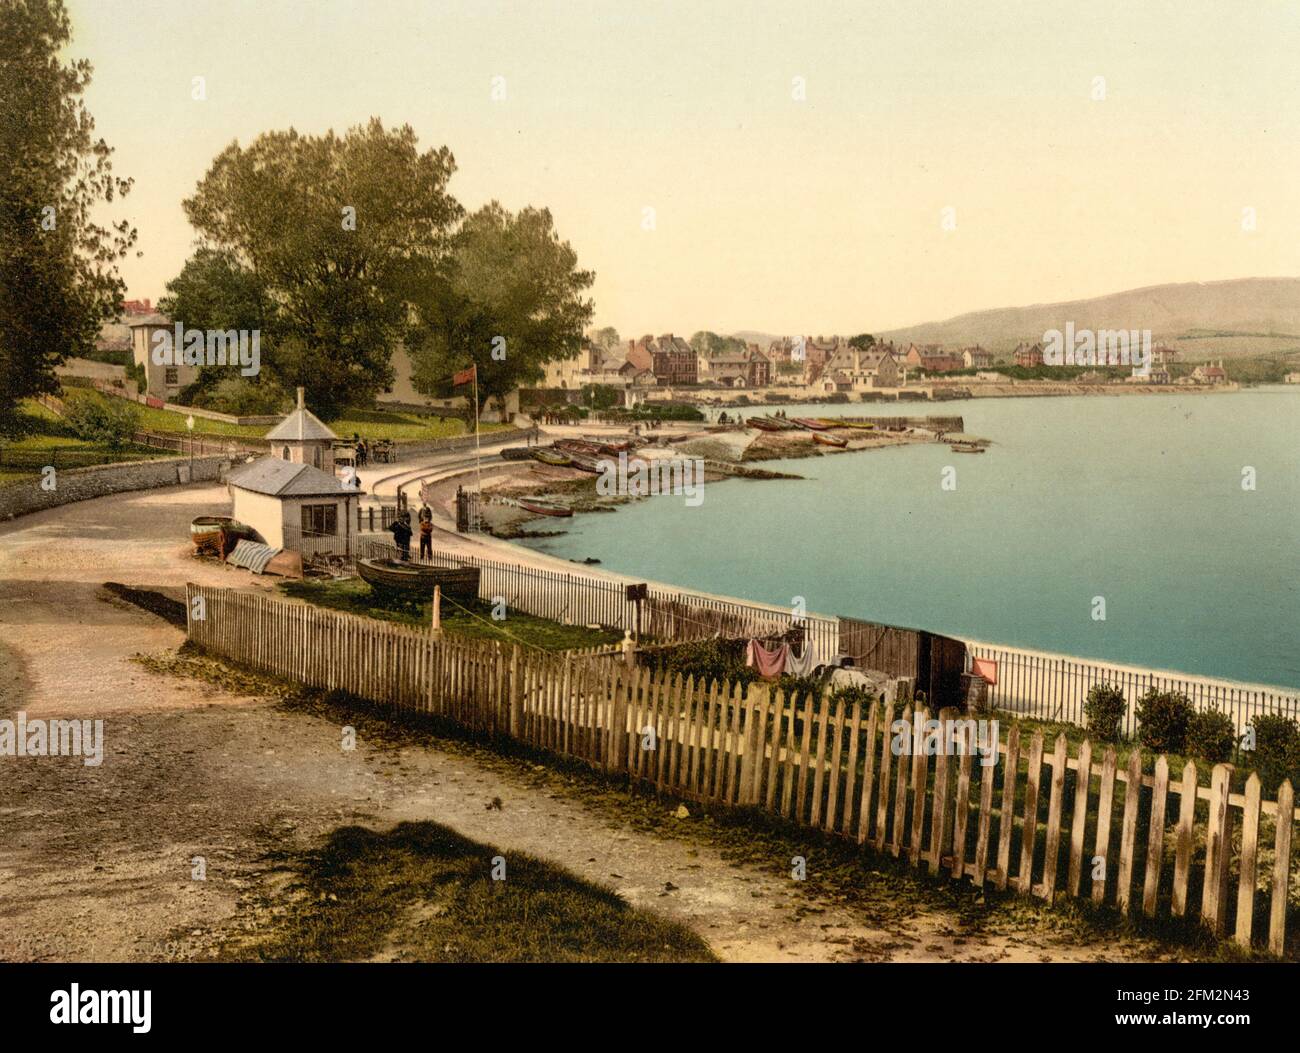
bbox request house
[127,313,197,400]
[640,333,697,386]
[1152,345,1180,366]
[825,344,900,388]
[541,341,625,389]
[1191,360,1228,385]
[1012,342,1044,368]
[708,347,772,388]
[904,344,963,373]
[961,346,992,369]
[227,389,364,555]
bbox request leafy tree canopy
[409,202,594,412]
[181,119,461,418]
[0,0,135,436]
[848,333,876,351]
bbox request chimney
[296,386,305,410]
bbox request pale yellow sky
[70,0,1300,337]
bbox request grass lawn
[0,401,171,486]
[60,386,511,442]
[278,577,623,652]
[215,819,716,962]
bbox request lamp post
[186,414,195,465]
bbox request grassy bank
[215,819,716,963]
[0,401,169,486]
[60,387,509,442]
[278,577,623,651]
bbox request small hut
[226,389,364,554]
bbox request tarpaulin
[971,657,998,686]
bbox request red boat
[793,417,831,431]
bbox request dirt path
[0,484,1166,962]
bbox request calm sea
[518,388,1300,688]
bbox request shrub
[1135,689,1194,753]
[648,638,756,689]
[1186,707,1236,763]
[66,396,139,449]
[1247,713,1300,794]
[1083,683,1126,742]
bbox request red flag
[971,657,998,686]
[452,364,477,387]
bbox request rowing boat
[190,516,257,556]
[792,417,830,431]
[822,418,874,430]
[517,497,574,518]
[357,558,481,599]
[532,448,571,466]
[499,446,535,461]
[813,431,848,448]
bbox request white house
[127,313,197,400]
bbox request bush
[1247,713,1300,794]
[66,396,140,449]
[1186,707,1236,763]
[648,638,756,689]
[1135,689,1194,753]
[1083,683,1126,742]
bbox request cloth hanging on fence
[745,638,789,679]
[783,638,816,677]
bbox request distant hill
[877,278,1300,357]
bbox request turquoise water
[519,389,1300,688]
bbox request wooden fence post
[1018,730,1043,895]
[1171,760,1197,917]
[1269,779,1294,956]
[1116,749,1144,915]
[1201,762,1235,936]
[1234,773,1261,949]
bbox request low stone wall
[392,426,532,459]
[0,455,230,521]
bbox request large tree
[158,247,270,403]
[181,119,461,418]
[410,202,594,412]
[0,0,136,436]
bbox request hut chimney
[296,386,305,410]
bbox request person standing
[418,503,433,560]
[389,511,413,561]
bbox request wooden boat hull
[793,417,830,431]
[518,498,573,518]
[532,449,571,466]
[191,516,256,556]
[357,558,481,600]
[747,417,784,432]
[813,432,848,448]
[499,446,535,461]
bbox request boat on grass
[357,558,481,600]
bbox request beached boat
[747,417,782,432]
[950,443,986,454]
[499,446,535,461]
[564,452,604,474]
[555,439,604,456]
[357,558,481,600]
[532,448,571,466]
[517,497,573,518]
[190,516,257,556]
[792,417,831,431]
[823,418,874,430]
[813,431,848,448]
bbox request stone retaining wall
[0,455,230,521]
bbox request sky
[68,0,1300,338]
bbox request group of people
[350,434,396,467]
[387,502,434,561]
